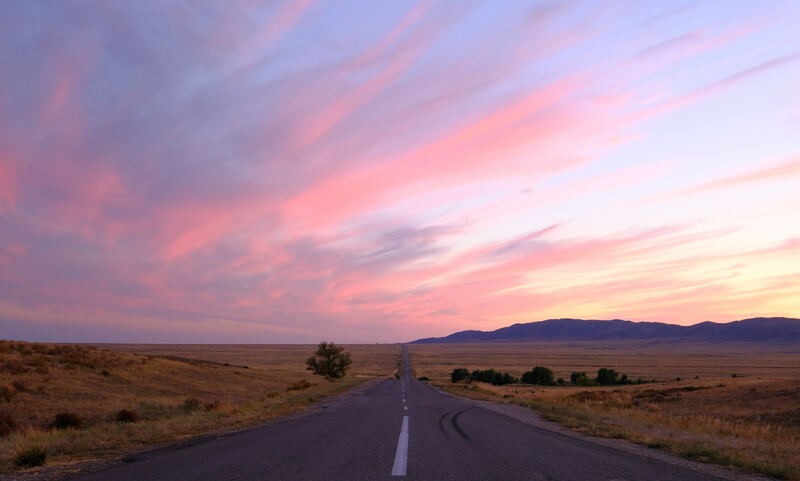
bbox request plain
[410,341,800,480]
[0,341,400,475]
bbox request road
[70,346,757,481]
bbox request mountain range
[411,317,800,344]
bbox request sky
[1,1,799,343]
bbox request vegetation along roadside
[411,342,800,480]
[0,340,399,476]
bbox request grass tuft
[286,380,312,391]
[183,398,202,412]
[14,446,47,468]
[0,412,17,437]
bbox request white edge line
[391,416,409,476]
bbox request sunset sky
[1,1,799,343]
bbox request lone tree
[306,341,352,379]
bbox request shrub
[306,341,352,379]
[287,379,312,391]
[0,384,17,402]
[596,368,620,385]
[2,360,26,375]
[492,372,518,385]
[183,398,202,412]
[115,409,139,423]
[570,371,592,385]
[417,376,430,381]
[450,368,470,383]
[52,412,82,430]
[521,366,554,385]
[470,369,495,383]
[467,369,517,385]
[15,446,47,468]
[0,411,18,437]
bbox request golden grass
[410,342,800,480]
[0,341,399,474]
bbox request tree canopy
[306,341,352,379]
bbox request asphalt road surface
[69,346,758,481]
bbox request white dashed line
[391,416,410,476]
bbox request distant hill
[411,317,800,344]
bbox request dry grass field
[0,341,399,475]
[410,342,800,480]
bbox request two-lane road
[70,346,761,481]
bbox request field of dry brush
[411,342,800,480]
[0,341,399,475]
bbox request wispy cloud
[669,156,800,197]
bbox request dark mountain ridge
[411,317,800,344]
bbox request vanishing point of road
[69,346,764,481]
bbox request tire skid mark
[451,408,472,440]
[437,411,451,440]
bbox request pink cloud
[649,51,800,116]
[671,155,800,197]
[282,75,593,229]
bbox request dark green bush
[492,372,518,385]
[596,368,620,385]
[466,369,518,385]
[52,412,82,430]
[450,368,470,382]
[521,366,554,385]
[116,409,139,423]
[470,369,495,383]
[570,371,587,385]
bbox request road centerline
[391,415,410,476]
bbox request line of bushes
[450,368,518,385]
[451,366,639,386]
[571,368,641,386]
